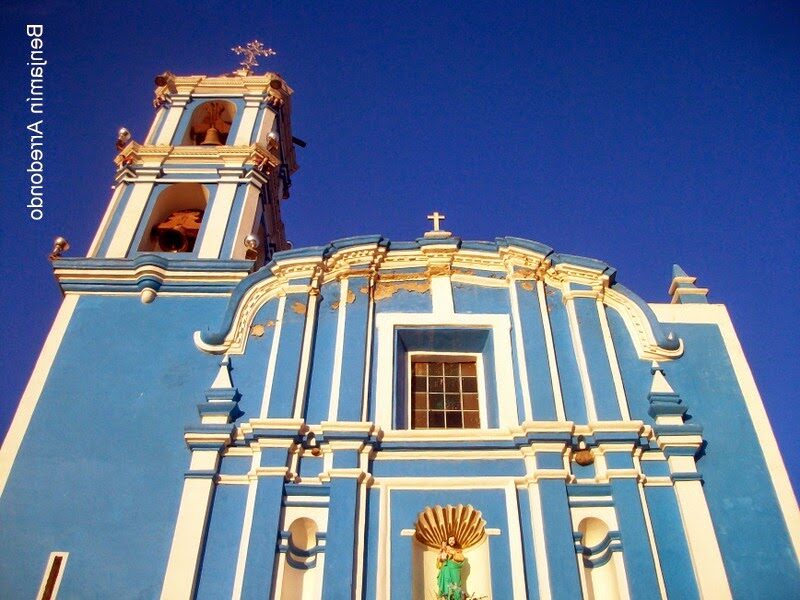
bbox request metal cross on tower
[232,40,277,74]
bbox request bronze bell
[200,127,222,146]
[153,209,203,252]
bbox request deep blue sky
[1,3,798,493]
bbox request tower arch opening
[137,183,208,253]
[182,100,236,146]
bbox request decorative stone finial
[424,210,453,239]
[668,263,709,304]
[231,40,276,76]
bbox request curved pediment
[193,235,682,360]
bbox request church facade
[1,52,798,599]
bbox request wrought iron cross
[427,211,446,231]
[232,40,276,74]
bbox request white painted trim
[537,281,566,421]
[197,182,238,259]
[651,303,800,561]
[597,300,631,420]
[671,478,732,599]
[328,278,348,421]
[229,185,263,260]
[374,312,517,430]
[144,106,165,144]
[87,182,127,256]
[564,296,598,422]
[361,284,376,423]
[353,479,368,599]
[526,482,551,600]
[154,98,187,145]
[233,100,261,145]
[509,279,534,421]
[504,482,528,599]
[636,477,668,600]
[430,276,454,315]
[105,181,155,257]
[231,468,258,600]
[161,477,217,600]
[260,295,287,418]
[35,551,68,600]
[0,295,79,498]
[293,292,320,420]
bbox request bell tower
[87,41,297,267]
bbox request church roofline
[193,235,681,359]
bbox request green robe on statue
[437,558,464,600]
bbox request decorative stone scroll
[414,504,486,550]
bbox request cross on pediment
[427,211,445,232]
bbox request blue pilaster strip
[611,479,661,598]
[571,293,621,420]
[337,276,370,421]
[240,476,285,598]
[539,480,583,599]
[644,486,701,600]
[545,288,588,423]
[320,477,360,597]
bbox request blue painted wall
[662,323,800,596]
[0,295,225,598]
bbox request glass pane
[463,411,481,428]
[445,412,463,428]
[413,410,427,428]
[429,377,443,393]
[412,392,427,410]
[444,363,459,376]
[463,393,479,410]
[412,376,427,392]
[430,362,444,377]
[445,394,461,410]
[429,394,444,410]
[461,362,477,376]
[444,377,460,392]
[412,362,427,376]
[462,377,477,393]
[429,411,445,428]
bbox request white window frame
[373,312,517,430]
[36,551,68,600]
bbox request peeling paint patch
[251,324,265,337]
[520,281,534,291]
[374,280,430,300]
[331,289,356,310]
[292,301,307,315]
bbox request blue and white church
[1,46,799,599]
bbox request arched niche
[577,517,625,600]
[280,517,321,600]
[138,183,208,253]
[411,504,492,600]
[181,100,236,146]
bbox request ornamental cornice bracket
[421,244,456,277]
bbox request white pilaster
[233,98,263,145]
[105,181,155,257]
[154,97,188,145]
[669,455,732,599]
[160,475,217,600]
[197,182,239,259]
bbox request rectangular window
[410,357,481,429]
[37,552,68,600]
